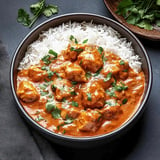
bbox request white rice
[18,21,142,72]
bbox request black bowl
[10,13,152,148]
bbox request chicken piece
[17,81,39,103]
[101,105,123,121]
[77,46,103,73]
[50,61,71,78]
[81,82,106,108]
[118,60,129,80]
[77,109,102,132]
[62,44,85,61]
[65,63,87,82]
[51,78,74,101]
[61,107,80,119]
[102,63,120,77]
[28,65,47,82]
[102,60,129,80]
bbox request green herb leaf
[123,69,128,72]
[47,70,54,79]
[94,67,103,77]
[48,49,58,59]
[136,20,153,30]
[41,55,51,65]
[156,20,160,27]
[30,0,45,15]
[87,93,92,101]
[85,72,92,79]
[51,84,57,92]
[51,107,61,119]
[106,88,116,98]
[71,81,78,85]
[43,5,58,17]
[119,60,125,65]
[17,9,31,26]
[35,115,44,121]
[40,90,49,96]
[71,101,79,107]
[98,47,103,55]
[116,0,159,31]
[46,102,56,112]
[69,35,78,44]
[122,98,128,104]
[17,0,58,28]
[39,83,48,90]
[104,72,112,82]
[157,0,160,6]
[41,66,49,71]
[82,39,88,44]
[70,91,77,96]
[70,47,83,53]
[65,115,74,124]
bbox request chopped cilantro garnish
[119,60,125,65]
[98,46,103,55]
[35,115,44,122]
[106,88,117,97]
[47,70,54,79]
[51,107,61,119]
[122,98,128,104]
[71,101,79,107]
[48,49,58,59]
[41,55,51,65]
[69,35,78,44]
[82,39,88,44]
[40,90,49,96]
[87,93,92,101]
[64,115,74,124]
[104,72,112,82]
[123,69,128,72]
[94,67,103,77]
[71,81,78,85]
[85,72,92,79]
[70,47,83,53]
[39,83,48,90]
[70,91,77,96]
[41,66,49,71]
[51,84,57,91]
[46,102,56,112]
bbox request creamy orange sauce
[16,42,145,137]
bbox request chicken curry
[16,36,145,137]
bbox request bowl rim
[10,13,152,142]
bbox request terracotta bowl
[10,13,152,148]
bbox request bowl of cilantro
[104,0,160,40]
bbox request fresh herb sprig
[116,0,160,30]
[17,0,58,28]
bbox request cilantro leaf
[46,102,56,112]
[17,9,31,26]
[43,5,58,17]
[87,93,92,101]
[17,0,58,28]
[35,115,44,122]
[51,107,61,119]
[30,0,45,15]
[71,101,79,107]
[48,49,58,59]
[104,72,112,82]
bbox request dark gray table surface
[0,0,160,160]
